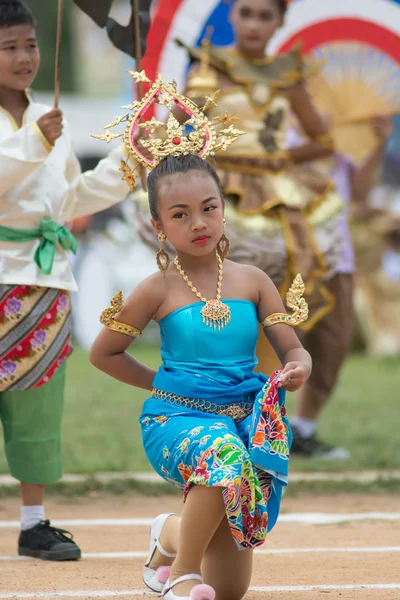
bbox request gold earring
[217,219,230,261]
[156,230,170,273]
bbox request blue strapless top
[152,300,267,403]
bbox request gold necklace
[174,253,231,331]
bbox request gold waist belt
[151,388,254,423]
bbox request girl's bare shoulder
[225,261,274,285]
[124,270,168,306]
[224,261,277,304]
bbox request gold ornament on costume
[186,35,219,100]
[174,253,231,331]
[262,274,308,328]
[121,100,141,111]
[120,159,136,193]
[91,131,122,144]
[201,90,220,112]
[216,234,230,261]
[217,218,230,261]
[104,114,129,129]
[100,291,142,337]
[92,69,245,190]
[156,230,170,274]
[310,132,335,150]
[128,70,151,83]
[214,112,241,126]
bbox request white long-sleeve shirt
[0,98,130,291]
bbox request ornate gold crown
[92,71,244,192]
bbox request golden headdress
[92,70,245,192]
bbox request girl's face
[230,0,283,57]
[151,171,224,258]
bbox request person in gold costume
[134,0,348,458]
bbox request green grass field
[0,347,399,475]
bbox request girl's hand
[278,361,311,392]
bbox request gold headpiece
[92,71,244,191]
[100,291,141,338]
[261,274,308,328]
[186,36,218,100]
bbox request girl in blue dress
[89,61,311,600]
[90,155,311,600]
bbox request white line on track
[1,512,400,529]
[0,469,398,487]
[1,584,400,598]
[2,546,400,561]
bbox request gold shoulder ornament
[262,274,308,328]
[100,291,142,338]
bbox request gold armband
[100,291,142,337]
[311,133,335,150]
[262,274,308,328]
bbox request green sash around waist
[0,218,77,275]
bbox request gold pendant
[200,299,231,331]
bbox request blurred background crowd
[28,0,400,353]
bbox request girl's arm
[89,274,165,391]
[255,268,312,392]
[287,83,334,164]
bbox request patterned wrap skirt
[0,285,72,391]
[140,372,291,550]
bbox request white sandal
[163,574,215,600]
[143,513,177,593]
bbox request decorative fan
[141,0,400,162]
[273,5,400,164]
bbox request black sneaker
[291,425,350,460]
[18,520,81,561]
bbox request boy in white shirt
[0,0,130,560]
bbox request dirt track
[1,493,399,599]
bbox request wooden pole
[133,0,142,98]
[54,0,64,108]
[132,0,148,191]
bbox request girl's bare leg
[169,486,226,596]
[202,516,253,600]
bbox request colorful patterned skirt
[140,373,291,549]
[0,285,72,391]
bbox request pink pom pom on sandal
[163,574,215,600]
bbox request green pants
[0,363,66,484]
